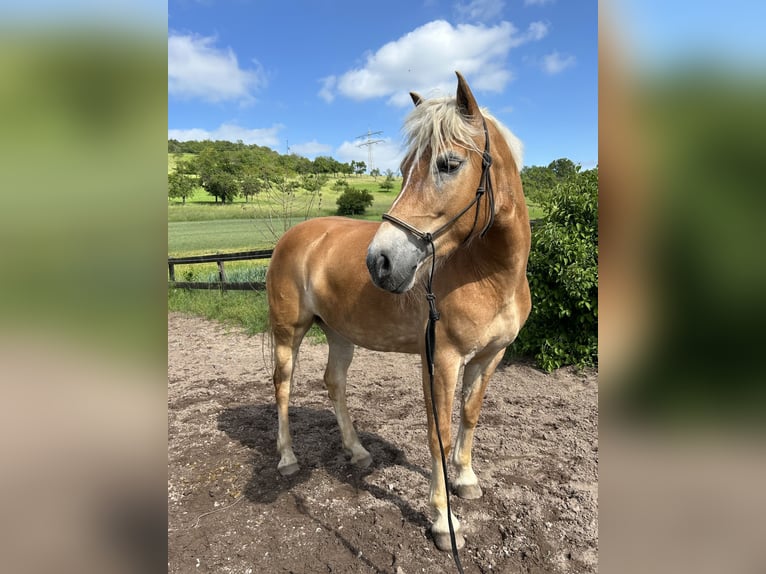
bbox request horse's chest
[448,296,521,354]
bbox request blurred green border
[0,25,168,364]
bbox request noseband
[381,116,496,247]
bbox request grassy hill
[167,154,543,256]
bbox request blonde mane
[401,96,523,175]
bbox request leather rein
[378,117,496,574]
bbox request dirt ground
[168,312,598,574]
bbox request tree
[168,171,195,204]
[351,160,366,176]
[205,171,240,203]
[240,172,266,202]
[370,168,381,180]
[521,165,557,205]
[548,157,580,179]
[336,187,374,215]
[314,155,343,175]
[191,145,222,190]
[258,175,321,242]
[521,158,581,206]
[339,162,354,177]
[300,173,328,193]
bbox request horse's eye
[436,155,463,175]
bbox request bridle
[379,116,496,574]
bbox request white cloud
[526,21,549,41]
[168,33,266,103]
[524,0,555,6]
[317,76,336,103]
[454,0,505,22]
[168,123,283,147]
[334,139,405,174]
[320,19,547,107]
[289,140,333,158]
[542,51,576,74]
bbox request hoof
[433,530,465,552]
[278,462,300,476]
[351,451,373,469]
[455,483,483,500]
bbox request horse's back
[269,216,379,275]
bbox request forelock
[401,96,523,172]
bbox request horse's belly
[314,296,422,354]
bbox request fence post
[169,262,175,282]
[217,260,227,291]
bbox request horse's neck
[462,202,529,283]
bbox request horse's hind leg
[272,322,311,476]
[321,325,372,468]
[452,348,505,499]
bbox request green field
[168,169,541,252]
[169,218,283,254]
[168,175,403,255]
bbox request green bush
[379,172,395,192]
[512,168,598,371]
[332,178,349,192]
[336,187,374,215]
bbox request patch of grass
[168,288,270,335]
[168,219,286,254]
[167,286,326,343]
[173,260,270,282]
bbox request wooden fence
[168,249,273,291]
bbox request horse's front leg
[452,348,505,499]
[422,348,464,552]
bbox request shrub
[379,171,395,192]
[336,187,374,215]
[512,168,598,371]
[332,178,349,192]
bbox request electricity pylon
[356,129,384,173]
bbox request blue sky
[168,0,597,172]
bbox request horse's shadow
[217,403,431,532]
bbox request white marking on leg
[429,458,464,550]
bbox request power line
[356,129,383,173]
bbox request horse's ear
[410,92,423,107]
[455,71,481,121]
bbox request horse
[266,71,531,551]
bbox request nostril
[378,253,391,275]
[377,253,391,277]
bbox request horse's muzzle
[366,250,408,293]
[366,226,423,293]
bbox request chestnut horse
[266,72,531,551]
